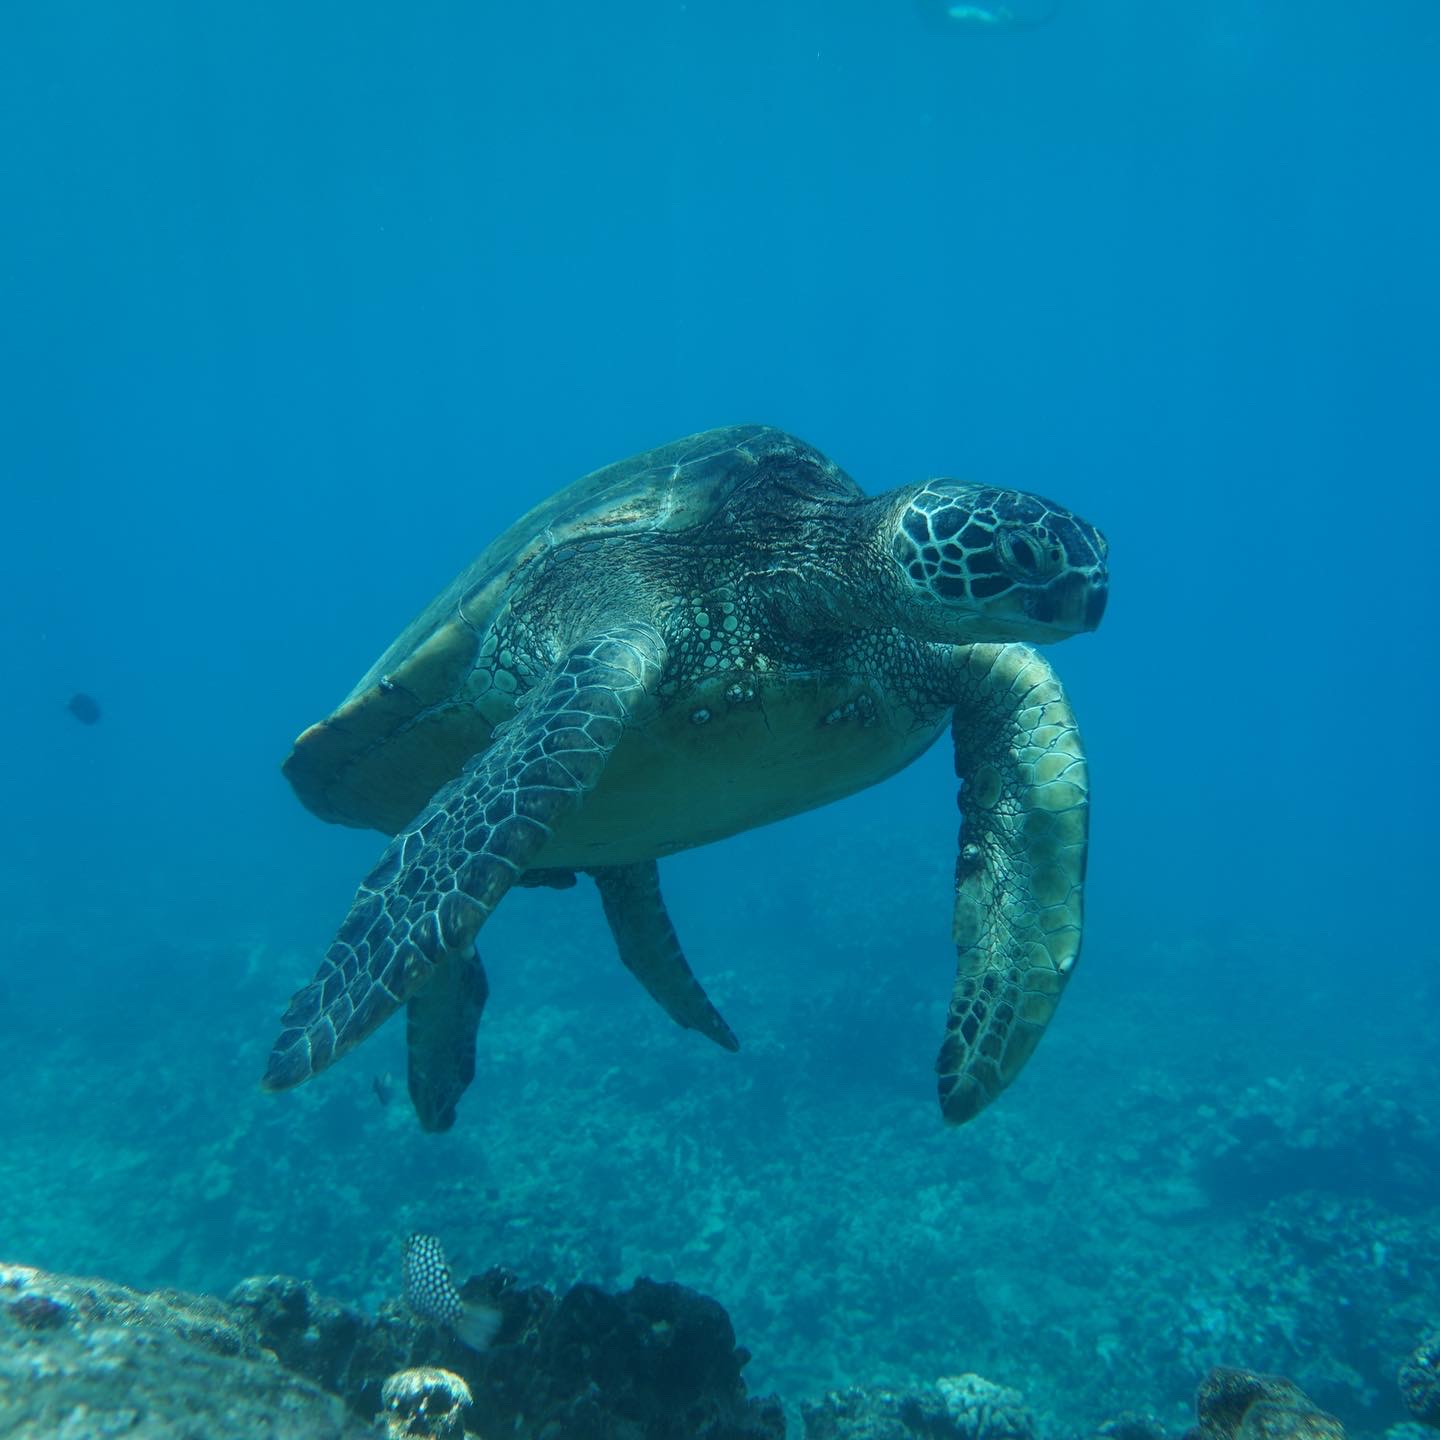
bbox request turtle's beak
[1029,568,1108,636]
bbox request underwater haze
[3,0,1438,1433]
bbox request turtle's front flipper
[591,862,739,1052]
[262,623,667,1096]
[938,643,1089,1125]
[406,947,488,1133]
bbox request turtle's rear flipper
[407,947,488,1132]
[592,861,739,1052]
[261,623,668,1097]
[937,644,1089,1125]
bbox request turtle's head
[886,480,1108,644]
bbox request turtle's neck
[736,491,905,637]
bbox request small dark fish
[373,1073,394,1108]
[66,693,102,725]
[402,1233,501,1351]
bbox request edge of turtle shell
[282,424,810,831]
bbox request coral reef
[1400,1333,1440,1429]
[1187,1366,1344,1440]
[1,1258,782,1439]
[463,1271,786,1439]
[379,1367,472,1439]
[1091,1412,1168,1440]
[1193,1073,1440,1212]
[0,1262,369,1438]
[0,1252,1369,1440]
[801,1372,1036,1440]
[5,894,1437,1436]
[935,1373,1038,1440]
[228,1272,423,1415]
[236,1265,788,1436]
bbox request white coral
[937,1372,1037,1440]
[379,1366,474,1439]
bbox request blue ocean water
[2,0,1437,1432]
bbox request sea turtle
[265,425,1108,1131]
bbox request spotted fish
[401,1233,502,1350]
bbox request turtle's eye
[996,527,1063,582]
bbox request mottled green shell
[284,424,839,832]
